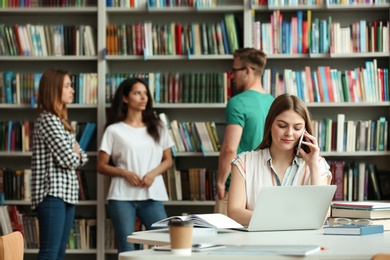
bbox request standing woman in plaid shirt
[31,68,88,260]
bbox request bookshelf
[0,0,389,259]
[0,1,100,260]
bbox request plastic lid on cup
[168,219,194,227]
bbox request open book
[151,213,244,229]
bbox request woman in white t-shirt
[228,93,332,226]
[97,78,174,252]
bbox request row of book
[0,121,96,152]
[0,0,90,7]
[107,0,229,9]
[2,62,388,107]
[159,114,223,154]
[264,0,320,6]
[163,166,218,201]
[148,0,216,7]
[329,161,390,202]
[0,168,92,201]
[165,161,390,203]
[253,10,389,55]
[0,168,31,201]
[107,0,141,7]
[253,10,312,54]
[105,13,240,56]
[69,218,97,250]
[0,24,96,56]
[0,121,33,153]
[0,71,98,105]
[262,61,389,103]
[331,20,389,54]
[253,0,390,8]
[4,0,387,8]
[0,205,97,249]
[326,0,389,5]
[312,116,388,153]
[73,122,97,151]
[107,63,388,106]
[3,62,387,106]
[106,72,228,105]
[104,219,116,249]
[108,0,390,8]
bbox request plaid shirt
[31,110,88,209]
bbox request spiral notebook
[235,185,336,232]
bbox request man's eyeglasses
[230,66,256,73]
[333,218,373,226]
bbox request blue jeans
[36,196,75,260]
[108,199,167,253]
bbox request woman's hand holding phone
[296,129,306,156]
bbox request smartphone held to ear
[296,129,306,156]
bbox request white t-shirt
[99,121,174,201]
[231,148,332,211]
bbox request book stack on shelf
[0,121,34,152]
[252,9,389,55]
[329,201,390,231]
[105,12,240,56]
[71,121,97,151]
[76,170,91,201]
[0,71,98,106]
[262,60,389,103]
[68,218,97,250]
[0,168,94,202]
[0,24,97,57]
[164,165,217,201]
[328,161,390,203]
[106,71,229,105]
[104,219,116,250]
[0,204,97,249]
[159,113,222,155]
[0,1,91,7]
[0,168,31,201]
[311,115,388,153]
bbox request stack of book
[329,201,390,231]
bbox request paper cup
[168,220,193,256]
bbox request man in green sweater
[215,48,274,215]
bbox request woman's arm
[74,141,88,166]
[141,148,173,188]
[299,132,331,185]
[227,164,253,226]
[97,150,143,186]
[41,114,84,169]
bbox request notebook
[235,185,336,232]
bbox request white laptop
[236,185,336,232]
